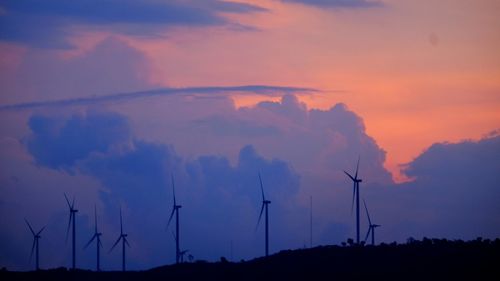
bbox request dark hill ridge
[2,238,499,281]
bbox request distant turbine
[179,250,189,263]
[167,175,182,264]
[256,173,271,257]
[64,193,78,269]
[25,219,45,271]
[110,208,130,271]
[310,195,313,248]
[344,157,362,244]
[363,200,381,246]
[84,205,103,271]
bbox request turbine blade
[355,156,360,179]
[109,236,122,253]
[172,175,176,206]
[120,207,123,235]
[64,193,72,209]
[171,230,176,242]
[364,227,371,243]
[29,238,36,262]
[72,197,76,209]
[255,203,265,231]
[65,212,73,243]
[363,199,372,225]
[166,207,175,229]
[94,204,98,233]
[36,226,46,236]
[24,219,35,236]
[344,171,355,182]
[258,172,265,201]
[125,237,130,248]
[98,238,103,248]
[84,234,97,249]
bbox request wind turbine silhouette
[84,205,103,271]
[179,250,189,263]
[344,157,362,244]
[110,207,130,271]
[256,172,271,257]
[64,193,78,269]
[167,175,182,264]
[363,199,381,246]
[25,219,45,271]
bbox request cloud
[8,92,498,270]
[25,111,130,169]
[0,0,266,48]
[14,110,303,269]
[0,85,320,111]
[0,37,154,107]
[281,0,383,8]
[399,134,500,239]
[192,115,281,137]
[0,0,265,48]
[361,134,500,242]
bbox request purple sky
[0,0,499,271]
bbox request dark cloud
[398,134,500,239]
[19,110,302,268]
[25,111,130,169]
[0,0,266,48]
[281,0,383,8]
[362,134,500,242]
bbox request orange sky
[103,0,499,181]
[2,0,499,181]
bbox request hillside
[2,238,499,281]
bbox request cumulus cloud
[4,89,497,271]
[0,0,266,48]
[360,133,500,243]
[8,110,302,269]
[25,111,130,169]
[398,134,500,238]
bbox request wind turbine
[363,200,381,246]
[110,207,130,271]
[25,219,45,271]
[167,175,182,264]
[64,193,78,269]
[256,173,271,257]
[84,205,103,271]
[310,195,313,248]
[344,157,362,244]
[179,250,189,263]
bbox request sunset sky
[1,0,499,271]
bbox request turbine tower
[84,205,103,271]
[25,219,45,271]
[110,208,130,271]
[363,200,381,246]
[167,175,182,264]
[344,157,362,244]
[64,193,78,269]
[256,173,271,257]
